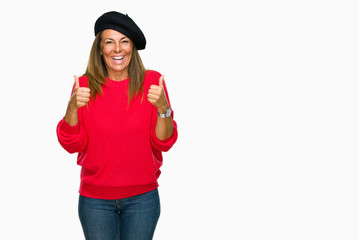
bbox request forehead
[101,29,128,39]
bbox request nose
[114,42,121,53]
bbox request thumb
[159,75,164,88]
[74,75,80,88]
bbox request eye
[105,41,113,45]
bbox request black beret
[94,11,146,50]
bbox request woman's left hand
[147,75,169,112]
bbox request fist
[147,75,169,111]
[69,75,91,111]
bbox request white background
[0,0,358,239]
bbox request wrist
[158,104,169,114]
[157,105,172,118]
[67,102,78,114]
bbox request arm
[56,76,90,153]
[148,75,178,151]
[155,100,174,140]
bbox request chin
[110,66,125,72]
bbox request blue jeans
[78,189,161,240]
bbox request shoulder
[79,75,89,87]
[144,70,161,86]
[145,69,161,78]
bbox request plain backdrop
[0,0,358,239]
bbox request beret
[94,11,146,50]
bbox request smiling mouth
[112,56,124,61]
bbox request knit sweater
[56,70,178,199]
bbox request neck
[108,71,128,81]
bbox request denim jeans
[78,188,161,240]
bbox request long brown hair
[84,31,146,102]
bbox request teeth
[112,56,124,60]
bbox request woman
[56,11,178,240]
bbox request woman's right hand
[68,75,91,112]
[64,76,91,126]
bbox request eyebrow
[104,37,128,41]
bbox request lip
[111,55,125,64]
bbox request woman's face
[101,29,133,79]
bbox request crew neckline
[105,77,129,86]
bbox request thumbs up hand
[147,75,169,112]
[68,75,91,112]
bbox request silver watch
[158,107,172,118]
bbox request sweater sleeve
[150,77,178,152]
[56,115,88,154]
[56,79,88,154]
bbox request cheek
[127,54,132,62]
[102,45,112,56]
[126,48,133,59]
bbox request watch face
[165,108,172,117]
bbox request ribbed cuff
[61,118,80,135]
[151,120,178,152]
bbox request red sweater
[56,70,178,199]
